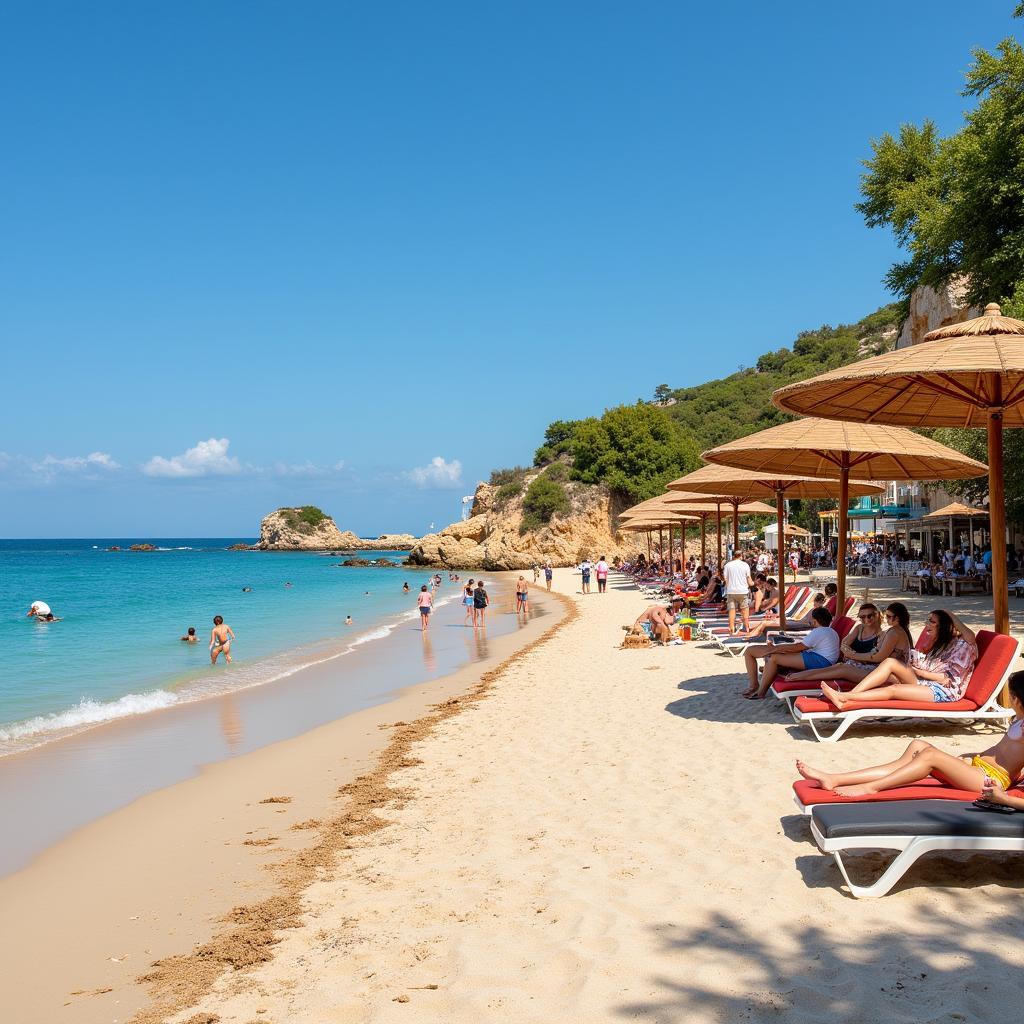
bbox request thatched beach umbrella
[662,489,776,566]
[702,419,987,617]
[623,494,771,567]
[774,302,1024,633]
[923,501,990,554]
[619,506,699,567]
[666,465,883,627]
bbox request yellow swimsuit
[971,756,1012,791]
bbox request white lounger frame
[792,636,1020,741]
[810,817,1024,898]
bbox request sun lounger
[808,799,1024,897]
[770,628,930,713]
[791,630,1020,742]
[697,586,804,630]
[792,776,1024,814]
[697,589,809,654]
[709,610,852,663]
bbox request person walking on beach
[463,579,476,625]
[210,615,234,665]
[595,555,609,594]
[515,576,529,615]
[544,564,553,591]
[417,584,433,631]
[473,580,489,628]
[723,551,754,635]
[532,564,540,584]
[580,558,592,594]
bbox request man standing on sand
[544,564,553,591]
[723,551,754,635]
[473,579,489,627]
[595,555,609,594]
[417,584,433,631]
[515,576,529,615]
[580,558,592,594]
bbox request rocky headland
[256,507,418,552]
[407,476,640,570]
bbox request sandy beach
[0,576,563,1024]
[18,568,1018,1023]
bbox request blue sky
[0,2,1018,537]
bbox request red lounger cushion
[794,694,979,715]
[793,777,1024,807]
[772,678,858,695]
[964,631,1017,704]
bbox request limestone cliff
[895,277,980,349]
[407,476,641,570]
[257,508,417,551]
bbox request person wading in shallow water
[210,615,235,665]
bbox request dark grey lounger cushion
[812,800,1024,840]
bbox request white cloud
[407,456,463,489]
[38,451,120,472]
[143,438,242,478]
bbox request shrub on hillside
[520,477,570,533]
[282,506,329,532]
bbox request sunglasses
[858,613,877,620]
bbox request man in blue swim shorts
[741,607,840,700]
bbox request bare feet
[821,683,847,708]
[795,760,835,790]
[834,783,878,798]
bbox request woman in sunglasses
[785,602,913,684]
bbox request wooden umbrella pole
[988,400,1009,635]
[646,530,651,564]
[776,488,787,629]
[659,526,664,569]
[700,514,707,568]
[837,460,850,618]
[716,503,723,568]
[732,501,740,555]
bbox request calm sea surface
[0,539,450,755]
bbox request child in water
[210,615,235,665]
[181,626,198,643]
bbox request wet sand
[0,574,563,1024]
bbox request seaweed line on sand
[128,590,578,1024]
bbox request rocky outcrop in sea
[256,508,418,552]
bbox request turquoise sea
[0,539,453,755]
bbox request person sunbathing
[784,602,913,684]
[751,578,779,616]
[735,593,826,640]
[742,606,840,699]
[822,609,976,709]
[797,672,1024,798]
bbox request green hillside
[660,302,904,450]
[519,301,904,507]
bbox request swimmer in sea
[242,587,252,592]
[37,612,61,623]
[345,615,353,625]
[210,615,235,665]
[181,626,199,643]
[403,582,410,593]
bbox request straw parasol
[666,465,883,626]
[662,488,776,566]
[624,492,774,567]
[702,418,987,616]
[619,506,699,566]
[774,301,1024,633]
[924,501,990,555]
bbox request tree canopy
[857,17,1024,303]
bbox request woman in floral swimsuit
[822,609,976,709]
